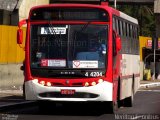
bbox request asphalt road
[1,87,160,120]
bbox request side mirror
[116,36,121,52]
[17,19,27,45]
[17,29,23,44]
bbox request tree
[117,5,155,37]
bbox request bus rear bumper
[24,80,113,102]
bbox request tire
[124,90,134,107]
[110,78,120,113]
[123,75,134,107]
[117,77,121,108]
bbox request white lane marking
[138,89,160,92]
[140,82,160,88]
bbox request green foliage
[116,5,155,37]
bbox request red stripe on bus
[121,73,140,79]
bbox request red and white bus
[17,0,140,112]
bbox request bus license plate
[61,89,75,95]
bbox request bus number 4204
[85,72,103,77]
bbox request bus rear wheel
[124,91,134,107]
[124,76,134,107]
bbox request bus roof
[29,3,138,25]
[119,11,138,25]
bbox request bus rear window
[30,8,109,22]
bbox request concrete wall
[19,0,49,20]
[0,25,25,90]
[0,0,18,11]
[0,10,11,25]
[0,64,24,90]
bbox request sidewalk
[0,90,23,101]
[140,79,160,88]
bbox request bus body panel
[25,80,113,101]
[120,54,140,100]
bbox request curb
[0,90,23,95]
[140,82,160,88]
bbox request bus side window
[113,31,117,56]
[113,17,116,30]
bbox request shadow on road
[37,101,113,116]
